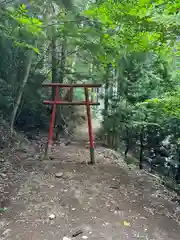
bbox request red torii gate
[42,83,102,164]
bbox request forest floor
[1,129,180,239]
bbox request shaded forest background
[1,0,180,192]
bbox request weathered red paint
[46,86,59,154]
[42,83,102,88]
[43,100,100,106]
[84,87,95,164]
[84,87,94,149]
[43,83,101,164]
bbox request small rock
[2,229,11,237]
[0,173,7,178]
[65,140,71,146]
[63,237,71,240]
[103,222,109,226]
[55,172,63,178]
[82,236,88,240]
[49,214,56,220]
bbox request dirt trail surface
[1,139,180,240]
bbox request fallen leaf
[0,207,8,213]
[123,221,130,227]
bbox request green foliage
[142,87,180,118]
[1,4,44,53]
[83,0,180,65]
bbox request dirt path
[1,141,180,240]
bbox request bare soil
[1,136,180,240]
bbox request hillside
[1,131,180,240]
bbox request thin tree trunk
[10,51,33,135]
[124,128,130,159]
[51,37,60,139]
[59,42,66,83]
[54,40,66,140]
[139,128,144,169]
[51,38,57,100]
[71,46,78,83]
[103,65,110,145]
[72,47,78,70]
[104,67,110,119]
[175,146,180,183]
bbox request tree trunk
[59,42,66,84]
[103,65,111,145]
[104,75,109,119]
[103,65,110,123]
[10,51,33,135]
[54,40,66,140]
[124,128,130,159]
[51,38,57,100]
[139,128,144,169]
[71,46,78,83]
[175,145,180,183]
[51,37,60,139]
